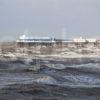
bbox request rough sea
[0,57,100,100]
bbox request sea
[0,57,100,100]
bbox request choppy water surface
[0,58,100,100]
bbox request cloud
[0,0,100,39]
[0,0,5,6]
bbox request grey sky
[0,0,100,40]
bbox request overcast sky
[0,0,100,40]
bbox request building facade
[16,34,55,43]
[73,37,97,43]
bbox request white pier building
[16,34,55,43]
[73,37,96,43]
